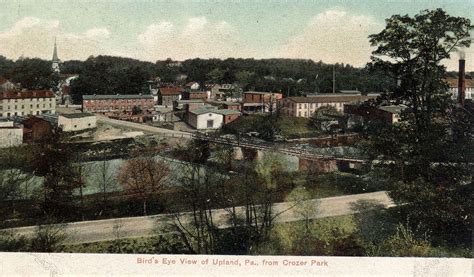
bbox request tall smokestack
[458,53,466,106]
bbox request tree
[30,223,67,252]
[286,186,318,233]
[94,159,116,215]
[28,131,84,220]
[117,157,170,215]
[366,9,473,246]
[206,68,225,83]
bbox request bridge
[192,133,367,163]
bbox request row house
[82,94,154,113]
[0,90,56,118]
[281,94,376,118]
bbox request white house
[185,82,200,92]
[187,107,224,130]
[0,120,23,148]
[58,113,97,132]
[0,77,17,92]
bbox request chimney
[458,54,466,106]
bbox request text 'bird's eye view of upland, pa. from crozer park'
[0,0,472,276]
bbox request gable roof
[214,109,241,115]
[285,95,376,103]
[159,87,183,95]
[82,94,153,100]
[59,113,95,119]
[0,90,54,100]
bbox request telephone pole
[332,65,336,94]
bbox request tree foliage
[366,8,473,246]
[117,157,170,215]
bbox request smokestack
[458,53,466,106]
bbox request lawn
[223,114,320,139]
[277,116,320,139]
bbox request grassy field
[223,114,320,139]
[277,116,320,139]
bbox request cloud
[274,9,381,67]
[0,17,111,61]
[137,17,245,61]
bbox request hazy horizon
[1,0,472,70]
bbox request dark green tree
[366,8,473,246]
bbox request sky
[0,0,472,70]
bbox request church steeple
[52,37,60,73]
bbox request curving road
[3,191,394,245]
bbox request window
[207,120,214,128]
[88,123,91,126]
[298,111,301,117]
[21,105,24,109]
[74,125,77,128]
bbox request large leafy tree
[366,9,473,246]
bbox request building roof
[244,91,275,95]
[0,90,54,100]
[209,100,240,106]
[59,113,96,119]
[185,81,199,87]
[339,90,362,95]
[444,77,474,88]
[215,109,241,115]
[189,106,219,115]
[176,99,204,104]
[285,95,375,103]
[204,84,220,90]
[0,77,12,85]
[21,116,51,127]
[159,87,183,95]
[378,105,407,114]
[82,94,153,100]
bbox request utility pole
[332,65,336,94]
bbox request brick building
[182,90,208,101]
[82,94,154,113]
[22,116,53,142]
[216,109,241,124]
[242,91,283,113]
[158,87,183,107]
